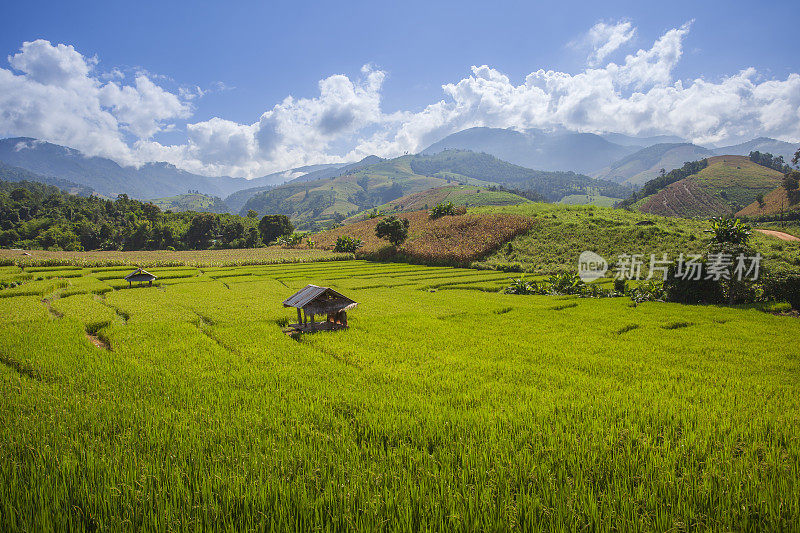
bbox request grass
[365,185,528,218]
[558,194,620,207]
[471,203,800,274]
[0,259,799,531]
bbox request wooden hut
[124,268,157,287]
[283,284,357,332]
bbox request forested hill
[0,179,263,251]
[408,150,633,199]
[241,150,635,228]
[0,160,94,197]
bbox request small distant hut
[283,284,357,333]
[124,268,157,287]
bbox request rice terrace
[1,240,799,530]
[3,1,800,531]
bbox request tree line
[0,179,293,251]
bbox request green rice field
[1,260,799,530]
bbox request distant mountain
[223,157,377,214]
[635,155,785,217]
[288,156,382,184]
[421,127,638,174]
[713,137,797,162]
[149,193,231,214]
[241,149,634,228]
[0,160,94,196]
[0,137,347,201]
[594,143,716,185]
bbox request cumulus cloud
[138,64,388,177]
[1,25,799,179]
[349,19,798,156]
[0,39,191,164]
[583,20,636,67]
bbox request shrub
[333,236,363,254]
[429,202,457,220]
[504,277,542,295]
[277,233,304,247]
[628,280,666,303]
[547,272,585,295]
[375,216,410,247]
[496,263,523,273]
[705,218,751,245]
[613,279,626,294]
[763,271,800,310]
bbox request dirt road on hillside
[755,229,800,242]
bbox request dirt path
[754,229,800,242]
[85,332,109,349]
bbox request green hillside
[364,185,529,218]
[558,194,620,207]
[594,143,715,185]
[150,193,231,214]
[241,150,634,228]
[472,202,799,274]
[636,155,785,217]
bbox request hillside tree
[375,216,410,247]
[258,214,294,244]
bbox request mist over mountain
[599,133,686,147]
[0,138,346,200]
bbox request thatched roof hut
[124,268,157,286]
[283,284,357,332]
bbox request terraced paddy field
[1,260,799,530]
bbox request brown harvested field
[0,247,349,268]
[313,210,534,265]
[737,186,800,217]
[638,177,731,217]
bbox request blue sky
[1,0,799,177]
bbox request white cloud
[138,64,388,177]
[0,39,191,164]
[584,20,636,67]
[1,26,799,180]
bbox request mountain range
[0,130,796,220]
[0,137,341,200]
[238,150,634,228]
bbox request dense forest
[748,151,793,173]
[0,179,266,251]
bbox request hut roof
[283,284,357,313]
[124,268,157,281]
